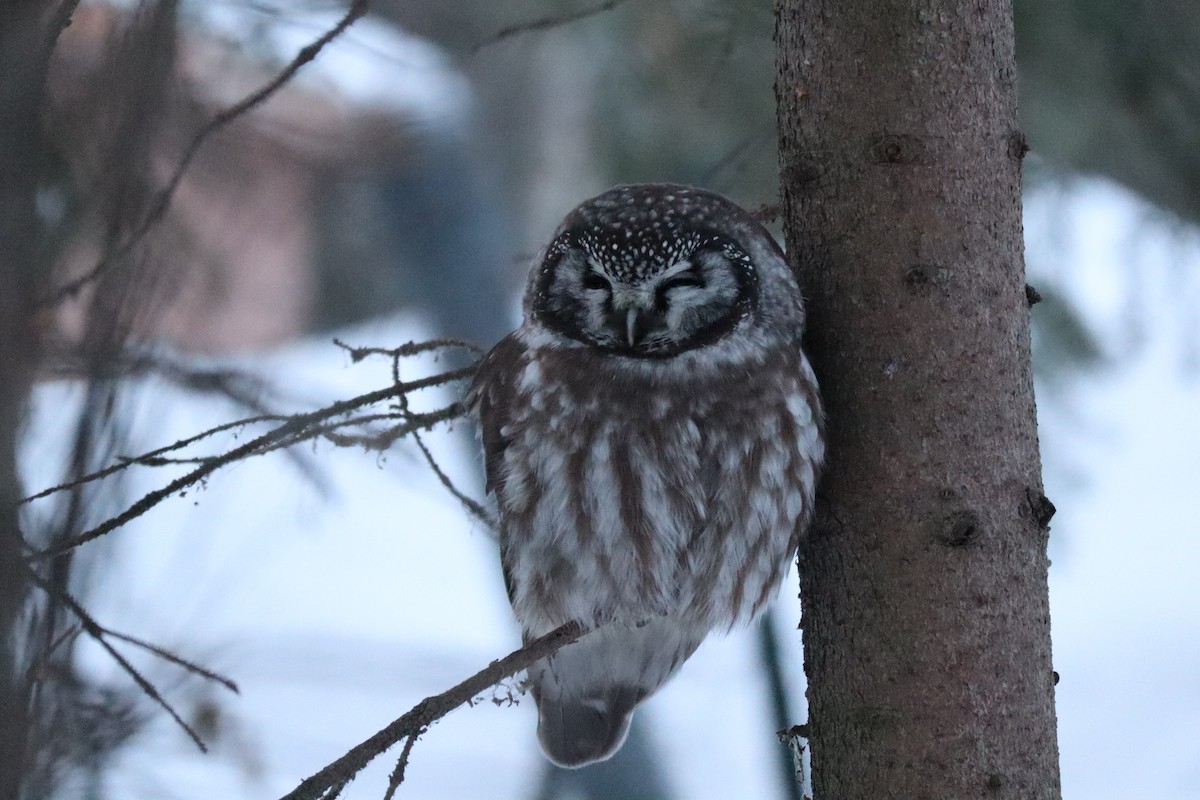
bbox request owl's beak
[625,309,641,348]
[612,290,662,348]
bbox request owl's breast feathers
[468,332,526,498]
[468,330,823,631]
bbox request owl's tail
[534,685,639,768]
[527,618,706,768]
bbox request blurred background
[15,0,1200,798]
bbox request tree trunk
[773,2,1061,799]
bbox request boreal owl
[468,183,824,768]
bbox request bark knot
[936,509,980,547]
[869,133,929,165]
[783,158,822,187]
[904,264,950,296]
[1007,130,1030,160]
[1025,488,1056,529]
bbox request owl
[469,183,823,768]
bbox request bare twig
[381,733,418,800]
[24,566,239,694]
[409,431,495,530]
[19,412,286,505]
[30,364,476,558]
[21,334,490,782]
[25,343,328,502]
[471,0,629,54]
[39,0,371,306]
[333,338,485,363]
[25,567,228,752]
[245,403,464,458]
[103,628,238,694]
[42,342,332,483]
[25,625,81,685]
[44,346,274,405]
[279,622,588,800]
[387,354,494,529]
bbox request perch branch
[279,622,588,800]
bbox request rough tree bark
[774,2,1060,799]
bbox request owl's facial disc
[535,233,756,358]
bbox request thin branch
[25,624,81,685]
[116,454,219,467]
[24,565,239,693]
[25,567,217,752]
[760,613,803,800]
[21,334,492,782]
[247,403,464,459]
[390,357,493,529]
[45,346,275,408]
[18,412,287,504]
[38,0,371,306]
[103,628,238,694]
[30,365,476,558]
[381,733,418,800]
[24,343,322,503]
[471,0,630,54]
[333,338,485,364]
[279,622,588,800]
[409,429,494,530]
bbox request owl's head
[528,184,784,359]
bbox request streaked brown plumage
[470,184,823,767]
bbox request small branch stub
[776,724,813,800]
[1008,130,1030,160]
[1026,488,1056,529]
[279,621,588,800]
[1025,284,1043,307]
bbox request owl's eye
[582,270,612,292]
[654,270,704,312]
[659,271,705,292]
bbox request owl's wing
[467,333,527,497]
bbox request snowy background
[19,176,1199,800]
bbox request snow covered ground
[20,177,1200,799]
